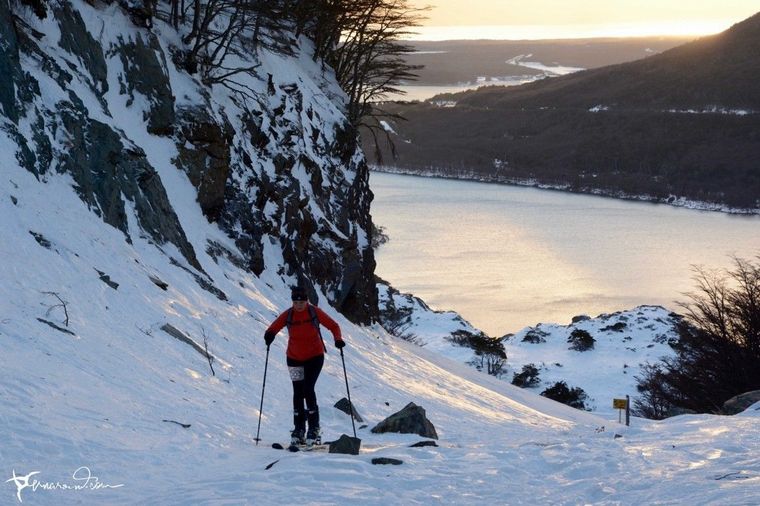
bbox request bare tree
[290,0,426,125]
[201,327,216,376]
[41,291,69,327]
[635,257,760,417]
[330,0,426,127]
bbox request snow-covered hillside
[2,173,759,503]
[379,282,681,413]
[504,306,681,412]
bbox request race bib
[288,366,305,381]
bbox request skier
[264,287,345,447]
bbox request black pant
[287,354,324,430]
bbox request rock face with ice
[0,0,377,323]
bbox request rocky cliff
[0,0,377,322]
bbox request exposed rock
[218,87,378,324]
[334,397,364,422]
[372,458,403,465]
[160,323,217,363]
[29,231,52,249]
[55,1,108,95]
[0,0,21,123]
[722,390,760,415]
[409,440,438,448]
[56,96,201,271]
[169,258,227,301]
[5,0,380,329]
[175,105,234,222]
[118,0,154,28]
[37,318,75,336]
[115,32,175,135]
[149,275,169,291]
[328,434,361,455]
[95,269,119,290]
[206,240,247,270]
[371,402,438,439]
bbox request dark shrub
[512,364,540,388]
[600,322,627,332]
[540,381,589,410]
[447,330,507,377]
[567,329,595,351]
[522,327,549,343]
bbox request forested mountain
[367,12,760,210]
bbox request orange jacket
[265,305,342,361]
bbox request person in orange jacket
[264,286,345,446]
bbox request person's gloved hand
[335,339,346,349]
[264,332,275,346]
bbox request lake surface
[388,78,536,102]
[370,172,760,336]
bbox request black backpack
[286,304,326,352]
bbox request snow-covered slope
[379,281,681,413]
[504,306,681,412]
[2,174,759,503]
[377,281,483,361]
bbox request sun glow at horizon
[405,19,736,41]
[406,0,758,41]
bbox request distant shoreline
[370,165,760,216]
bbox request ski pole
[340,347,357,438]
[254,344,270,445]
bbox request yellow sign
[613,398,628,409]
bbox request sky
[407,0,760,40]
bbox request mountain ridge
[366,11,760,209]
[455,11,760,110]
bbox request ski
[272,442,329,452]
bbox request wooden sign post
[613,396,630,426]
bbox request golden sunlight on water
[371,172,760,336]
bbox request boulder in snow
[372,457,403,465]
[334,398,364,422]
[371,402,438,439]
[328,434,361,455]
[722,390,760,415]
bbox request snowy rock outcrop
[371,402,438,439]
[722,390,760,415]
[0,0,377,322]
[378,281,684,412]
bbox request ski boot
[305,426,321,448]
[290,428,305,446]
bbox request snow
[379,120,397,135]
[503,306,680,412]
[379,280,681,413]
[2,2,760,504]
[3,182,760,503]
[506,54,585,76]
[666,107,755,116]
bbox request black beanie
[291,287,308,301]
